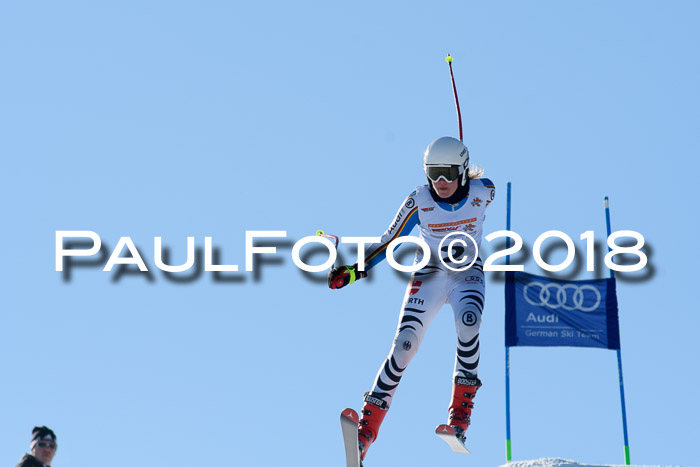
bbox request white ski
[435,424,471,454]
[340,408,362,467]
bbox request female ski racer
[328,136,495,462]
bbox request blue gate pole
[605,196,631,465]
[505,182,512,462]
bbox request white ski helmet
[423,136,470,185]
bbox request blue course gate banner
[505,271,620,349]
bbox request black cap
[31,426,57,448]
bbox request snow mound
[499,459,679,467]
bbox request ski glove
[328,264,367,289]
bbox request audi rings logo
[523,282,602,312]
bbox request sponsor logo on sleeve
[388,211,404,234]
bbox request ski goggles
[36,442,57,450]
[426,165,461,183]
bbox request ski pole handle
[316,229,339,248]
[316,229,339,269]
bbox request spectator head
[30,426,57,465]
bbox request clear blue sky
[1,1,698,466]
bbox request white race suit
[360,178,495,408]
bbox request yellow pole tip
[316,230,324,236]
[445,55,453,63]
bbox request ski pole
[445,54,463,141]
[316,229,339,268]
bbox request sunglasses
[426,165,461,183]
[37,441,57,450]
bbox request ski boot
[447,375,482,442]
[358,393,389,462]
